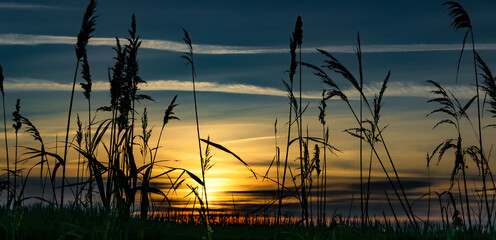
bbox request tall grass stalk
[444,1,491,229]
[305,43,419,233]
[140,96,178,220]
[426,80,477,231]
[318,92,330,225]
[277,17,300,225]
[476,52,496,229]
[75,114,83,205]
[182,29,209,225]
[12,99,21,208]
[292,16,309,226]
[61,0,96,208]
[0,65,10,209]
[357,33,365,228]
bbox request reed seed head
[76,0,97,60]
[163,95,179,127]
[80,55,92,100]
[12,99,21,133]
[443,1,472,30]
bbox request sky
[1,0,496,220]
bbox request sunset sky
[1,0,496,219]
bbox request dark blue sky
[2,0,496,91]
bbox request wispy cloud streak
[4,77,476,99]
[2,33,496,55]
[0,3,62,10]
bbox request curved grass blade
[200,138,257,179]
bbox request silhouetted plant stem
[365,146,373,224]
[356,79,420,233]
[61,60,79,208]
[461,144,472,230]
[182,29,209,226]
[444,1,490,230]
[277,17,301,224]
[62,0,96,208]
[278,89,293,225]
[347,95,417,231]
[425,155,431,233]
[0,65,10,209]
[75,115,82,206]
[309,50,418,233]
[426,80,478,232]
[295,20,309,226]
[471,31,491,230]
[318,92,329,225]
[457,178,466,226]
[357,33,365,228]
[385,191,401,231]
[12,99,21,208]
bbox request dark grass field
[0,207,495,240]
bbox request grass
[2,0,496,239]
[1,206,496,240]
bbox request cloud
[2,33,496,55]
[4,77,476,100]
[349,81,476,99]
[220,136,275,145]
[0,3,62,10]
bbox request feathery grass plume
[427,79,477,230]
[125,14,153,115]
[76,114,83,147]
[75,114,83,204]
[80,56,92,100]
[162,96,179,127]
[150,96,179,166]
[110,38,126,110]
[0,64,11,209]
[444,1,471,29]
[443,1,471,83]
[140,108,152,163]
[80,53,93,163]
[123,17,154,205]
[62,0,97,208]
[444,2,491,229]
[126,14,152,103]
[312,144,321,176]
[75,0,96,61]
